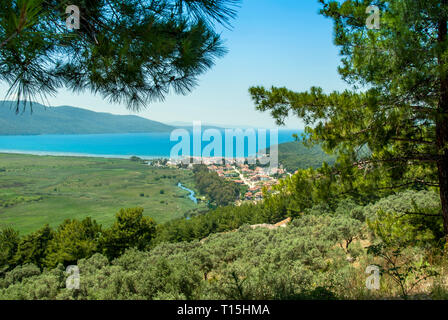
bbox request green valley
[0,153,207,234]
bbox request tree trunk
[438,155,448,237]
[437,6,448,239]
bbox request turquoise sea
[0,129,301,159]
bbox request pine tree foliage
[249,0,448,237]
[0,0,240,111]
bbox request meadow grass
[0,153,206,234]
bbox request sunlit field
[0,153,206,234]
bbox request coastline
[0,150,272,167]
[0,150,258,162]
[0,149,169,160]
[0,130,299,162]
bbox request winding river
[177,182,198,204]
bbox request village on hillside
[151,156,289,203]
[205,162,285,203]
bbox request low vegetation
[0,154,206,234]
[1,143,447,300]
[1,179,447,299]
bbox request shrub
[101,208,156,260]
[44,218,102,268]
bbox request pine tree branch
[398,212,442,218]
[0,30,19,49]
[0,2,28,49]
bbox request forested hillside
[193,165,241,207]
[0,101,174,135]
[271,142,336,172]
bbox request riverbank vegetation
[193,164,241,207]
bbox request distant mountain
[264,141,336,172]
[166,121,195,127]
[167,121,264,130]
[166,121,254,130]
[0,101,175,135]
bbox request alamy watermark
[170,121,279,171]
[365,265,380,290]
[66,5,80,30]
[65,3,381,31]
[366,5,381,30]
[66,265,80,290]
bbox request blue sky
[1,0,350,129]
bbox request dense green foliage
[0,228,20,274]
[154,203,270,244]
[366,190,444,248]
[14,225,53,269]
[1,0,240,110]
[249,0,448,236]
[0,208,158,274]
[1,189,446,300]
[269,141,336,172]
[193,164,240,206]
[102,208,156,260]
[0,215,359,300]
[44,217,102,268]
[1,170,447,299]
